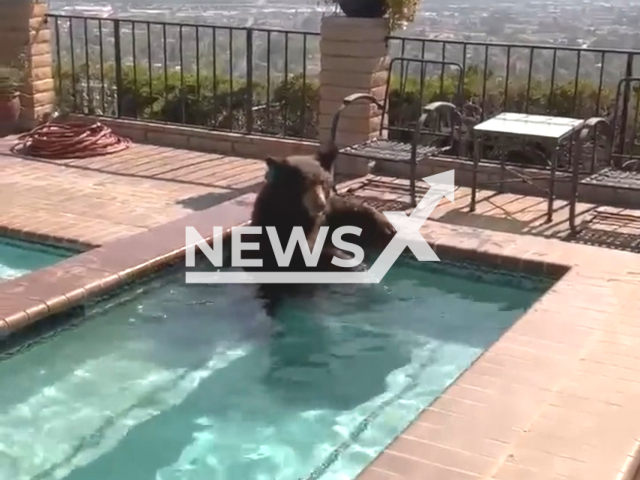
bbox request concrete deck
[2,138,640,480]
[338,174,640,253]
[0,136,264,247]
[3,133,637,251]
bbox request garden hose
[12,121,131,159]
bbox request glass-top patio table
[469,112,586,223]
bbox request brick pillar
[0,0,55,131]
[318,17,389,175]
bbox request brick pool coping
[0,193,639,480]
[0,224,97,251]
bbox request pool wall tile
[387,435,497,474]
[0,224,95,250]
[407,417,514,458]
[0,319,8,336]
[370,450,480,479]
[0,293,49,332]
[621,442,640,480]
[356,467,402,479]
[63,286,88,306]
[81,274,123,299]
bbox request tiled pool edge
[0,201,564,338]
[1,194,639,480]
[0,193,255,336]
[621,441,640,480]
[0,224,96,252]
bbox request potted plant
[0,58,26,137]
[325,0,419,31]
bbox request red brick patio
[0,136,264,247]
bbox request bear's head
[262,154,333,220]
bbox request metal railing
[47,14,321,139]
[387,36,640,157]
[47,13,640,154]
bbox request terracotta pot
[337,0,387,18]
[0,92,20,137]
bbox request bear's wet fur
[244,142,397,315]
[325,191,397,252]
[316,143,396,253]
[243,152,351,274]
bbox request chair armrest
[329,94,385,144]
[575,116,614,172]
[412,102,462,152]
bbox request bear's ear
[265,156,288,169]
[265,157,277,168]
[265,157,283,183]
[316,142,339,172]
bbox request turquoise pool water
[0,258,552,480]
[0,237,77,280]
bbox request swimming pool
[0,236,78,280]
[0,257,552,480]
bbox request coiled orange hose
[12,121,131,159]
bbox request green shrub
[54,61,634,144]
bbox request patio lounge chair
[328,57,480,207]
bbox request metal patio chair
[328,57,474,207]
[568,77,637,233]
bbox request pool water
[0,258,552,480]
[0,237,77,280]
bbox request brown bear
[240,150,346,314]
[243,143,396,314]
[246,144,396,271]
[243,152,352,274]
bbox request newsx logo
[184,170,455,284]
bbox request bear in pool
[243,143,397,314]
[242,151,348,274]
[246,145,403,411]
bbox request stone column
[0,0,55,131]
[318,17,389,175]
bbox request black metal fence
[47,14,320,138]
[386,36,640,157]
[47,13,640,154]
